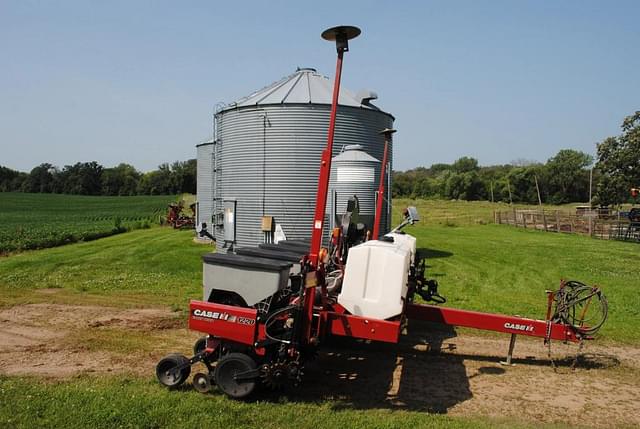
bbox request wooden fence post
[556,211,561,233]
[542,210,548,232]
[513,208,518,227]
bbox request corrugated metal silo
[328,145,380,232]
[212,68,394,249]
[196,140,215,227]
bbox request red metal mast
[302,26,361,344]
[307,25,361,267]
[372,128,396,239]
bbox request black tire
[214,353,257,399]
[156,353,191,388]
[193,336,207,355]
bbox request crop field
[0,199,639,428]
[0,193,173,253]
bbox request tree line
[1,112,637,204]
[392,111,640,206]
[0,160,196,196]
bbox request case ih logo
[192,309,255,326]
[504,322,534,332]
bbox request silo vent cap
[344,144,364,151]
[296,67,317,72]
[357,90,378,105]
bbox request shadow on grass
[244,321,476,413]
[183,324,620,413]
[418,248,454,259]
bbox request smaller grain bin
[328,145,381,232]
[196,140,215,227]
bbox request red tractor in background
[166,200,195,229]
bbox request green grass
[0,192,174,253]
[393,198,518,225]
[0,227,211,308]
[0,199,638,428]
[416,224,639,343]
[0,211,637,342]
[392,198,612,226]
[0,376,569,429]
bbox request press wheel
[214,353,257,399]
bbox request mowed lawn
[0,211,638,429]
[416,224,639,343]
[0,375,555,429]
[0,218,637,341]
[0,227,209,309]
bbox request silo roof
[333,144,380,163]
[220,68,392,117]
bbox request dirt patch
[0,303,193,377]
[35,288,63,295]
[296,322,640,428]
[1,304,639,427]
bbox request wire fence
[495,209,640,242]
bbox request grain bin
[196,140,215,227]
[209,67,394,250]
[328,145,381,232]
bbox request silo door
[223,200,236,242]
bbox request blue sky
[1,0,638,172]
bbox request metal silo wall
[196,142,215,226]
[214,104,393,249]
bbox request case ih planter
[156,26,608,399]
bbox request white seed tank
[384,232,417,264]
[338,236,413,320]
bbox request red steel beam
[405,303,582,342]
[328,311,401,343]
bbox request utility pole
[589,167,593,207]
[534,175,543,207]
[490,181,494,203]
[588,167,594,236]
[534,174,548,231]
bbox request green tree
[0,166,28,192]
[23,163,56,193]
[596,111,640,205]
[505,165,545,204]
[171,159,197,194]
[55,162,103,195]
[452,156,479,173]
[445,170,485,200]
[545,149,592,204]
[138,164,175,195]
[101,163,141,196]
